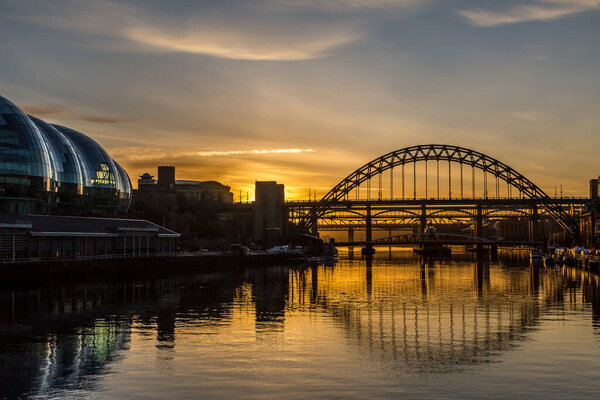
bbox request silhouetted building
[253,181,287,248]
[591,178,599,200]
[581,177,600,248]
[136,166,233,205]
[0,213,179,261]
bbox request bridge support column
[529,205,539,243]
[420,204,427,233]
[365,204,373,257]
[388,229,393,258]
[490,244,498,256]
[475,204,483,252]
[310,217,318,237]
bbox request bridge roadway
[224,196,589,243]
[286,197,588,238]
[226,197,588,234]
[285,197,589,208]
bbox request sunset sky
[1,0,599,199]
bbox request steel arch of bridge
[302,144,578,235]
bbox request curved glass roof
[52,124,120,189]
[29,115,84,192]
[0,95,52,183]
[0,94,131,215]
[113,160,132,213]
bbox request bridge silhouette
[334,232,542,248]
[284,144,588,249]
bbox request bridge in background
[286,145,590,249]
[229,144,593,249]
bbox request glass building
[0,94,131,215]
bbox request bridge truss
[289,198,586,243]
[292,144,586,239]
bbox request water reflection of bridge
[288,258,600,371]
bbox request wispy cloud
[274,0,429,12]
[21,104,128,124]
[125,26,360,61]
[192,148,315,157]
[110,147,315,162]
[511,111,545,121]
[4,0,366,61]
[459,0,600,27]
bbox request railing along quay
[0,251,207,265]
[0,250,306,267]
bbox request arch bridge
[288,144,587,246]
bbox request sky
[1,0,599,200]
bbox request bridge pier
[420,204,427,233]
[348,228,354,257]
[529,204,539,243]
[490,244,498,256]
[475,204,484,252]
[364,204,373,257]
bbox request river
[1,253,599,399]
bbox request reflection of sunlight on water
[0,255,599,398]
[287,258,540,373]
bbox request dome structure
[52,124,130,214]
[0,94,131,215]
[0,95,53,214]
[113,160,132,214]
[29,115,84,212]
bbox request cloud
[511,111,545,121]
[274,0,429,11]
[4,0,368,61]
[21,104,128,124]
[125,26,360,61]
[109,145,330,195]
[75,115,127,124]
[19,105,64,117]
[459,0,600,27]
[528,162,546,171]
[110,147,315,162]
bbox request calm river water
[1,253,600,399]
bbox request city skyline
[1,0,599,199]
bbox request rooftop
[0,213,180,237]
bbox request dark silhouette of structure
[281,144,590,249]
[252,181,286,248]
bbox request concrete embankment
[0,252,306,285]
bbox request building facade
[253,181,287,248]
[0,213,179,262]
[580,177,600,248]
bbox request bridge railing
[285,196,588,203]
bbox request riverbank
[0,251,308,287]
